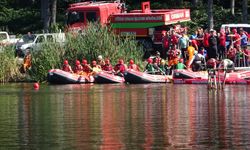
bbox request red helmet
[129,59,134,64]
[75,60,80,65]
[64,60,68,65]
[82,59,87,65]
[92,60,97,65]
[147,58,153,63]
[105,59,110,64]
[118,59,124,64]
[179,58,184,63]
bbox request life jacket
[102,64,113,71]
[145,63,155,72]
[176,63,185,69]
[62,64,72,72]
[128,64,140,71]
[82,65,91,73]
[23,54,32,68]
[74,65,83,73]
[114,64,126,74]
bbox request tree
[242,0,248,23]
[207,0,214,29]
[51,0,57,25]
[231,0,235,16]
[41,0,57,32]
[192,0,199,7]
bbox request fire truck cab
[66,1,124,31]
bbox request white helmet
[97,55,103,60]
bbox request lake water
[0,83,250,149]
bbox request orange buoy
[33,83,39,89]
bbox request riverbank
[0,23,144,83]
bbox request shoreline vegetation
[0,23,144,83]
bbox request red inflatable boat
[172,69,250,84]
[124,69,171,84]
[94,71,125,83]
[47,69,94,84]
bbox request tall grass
[0,46,22,83]
[30,22,144,82]
[64,22,143,64]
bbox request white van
[15,33,65,57]
[221,24,250,45]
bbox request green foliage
[29,23,143,82]
[0,46,22,82]
[29,43,65,82]
[64,23,143,64]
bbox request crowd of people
[160,26,250,72]
[62,55,140,76]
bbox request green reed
[0,46,22,83]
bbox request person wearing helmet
[97,55,105,67]
[102,59,113,73]
[82,59,92,73]
[114,59,126,76]
[128,59,140,71]
[154,51,162,66]
[167,45,181,67]
[21,49,32,73]
[73,60,83,74]
[176,58,186,69]
[62,60,73,73]
[145,57,155,74]
[91,60,102,73]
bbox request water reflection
[0,83,250,149]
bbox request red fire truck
[66,1,190,51]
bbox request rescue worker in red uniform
[82,59,92,73]
[102,59,113,73]
[62,60,73,73]
[73,60,83,74]
[114,59,126,77]
[128,59,140,71]
[232,28,241,50]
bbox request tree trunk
[242,0,248,23]
[231,0,235,16]
[207,0,214,29]
[51,0,57,25]
[177,0,183,6]
[42,0,50,32]
[192,0,199,7]
[41,0,45,20]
